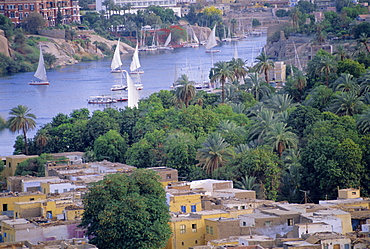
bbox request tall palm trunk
[23,127,28,155]
[221,79,225,103]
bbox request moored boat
[87,96,117,104]
[29,45,50,85]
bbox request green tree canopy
[80,170,172,249]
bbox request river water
[0,35,266,156]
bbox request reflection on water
[0,36,266,156]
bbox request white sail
[130,43,141,72]
[193,28,199,44]
[205,25,218,50]
[34,46,48,82]
[127,72,139,108]
[110,39,122,70]
[233,44,239,59]
[164,33,171,47]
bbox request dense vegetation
[80,169,171,249]
[2,0,370,203]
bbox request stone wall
[38,29,66,39]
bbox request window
[3,204,8,211]
[25,4,28,9]
[9,162,11,168]
[19,13,23,20]
[0,5,4,10]
[265,221,271,227]
[191,205,196,212]
[195,240,198,244]
[180,224,186,234]
[345,245,350,249]
[180,205,186,213]
[352,192,357,195]
[63,189,67,192]
[192,224,197,233]
[166,174,171,179]
[287,219,293,226]
[10,12,15,18]
[18,5,23,10]
[233,206,238,210]
[242,221,247,226]
[25,12,29,17]
[206,225,209,234]
[30,198,34,201]
[241,205,245,209]
[30,4,34,10]
[210,226,213,235]
[54,189,59,193]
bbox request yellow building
[167,190,202,214]
[338,188,360,199]
[64,205,84,220]
[13,198,75,219]
[3,155,38,178]
[0,192,46,216]
[166,210,234,249]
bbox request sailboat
[130,43,144,90]
[183,27,200,48]
[110,39,127,91]
[157,32,174,50]
[29,45,49,85]
[130,43,144,75]
[126,71,139,108]
[111,39,123,73]
[205,25,220,53]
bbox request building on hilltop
[0,0,81,26]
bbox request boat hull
[111,69,123,73]
[205,49,221,53]
[111,85,127,91]
[29,81,50,85]
[130,70,145,74]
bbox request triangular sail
[127,72,139,108]
[34,46,48,82]
[164,33,171,47]
[205,25,218,50]
[193,28,199,44]
[233,44,239,59]
[111,39,122,70]
[130,43,141,72]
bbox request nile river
[0,35,266,156]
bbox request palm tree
[248,109,276,143]
[253,52,275,83]
[174,74,196,108]
[265,122,298,157]
[196,133,234,175]
[235,175,258,190]
[328,91,364,116]
[316,55,336,86]
[357,33,370,54]
[230,58,247,84]
[245,72,271,101]
[332,73,358,92]
[210,61,234,103]
[335,45,348,61]
[35,130,49,154]
[264,94,298,113]
[290,8,301,28]
[7,105,37,155]
[358,70,370,95]
[357,109,370,134]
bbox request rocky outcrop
[32,33,134,67]
[0,30,11,57]
[0,29,134,68]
